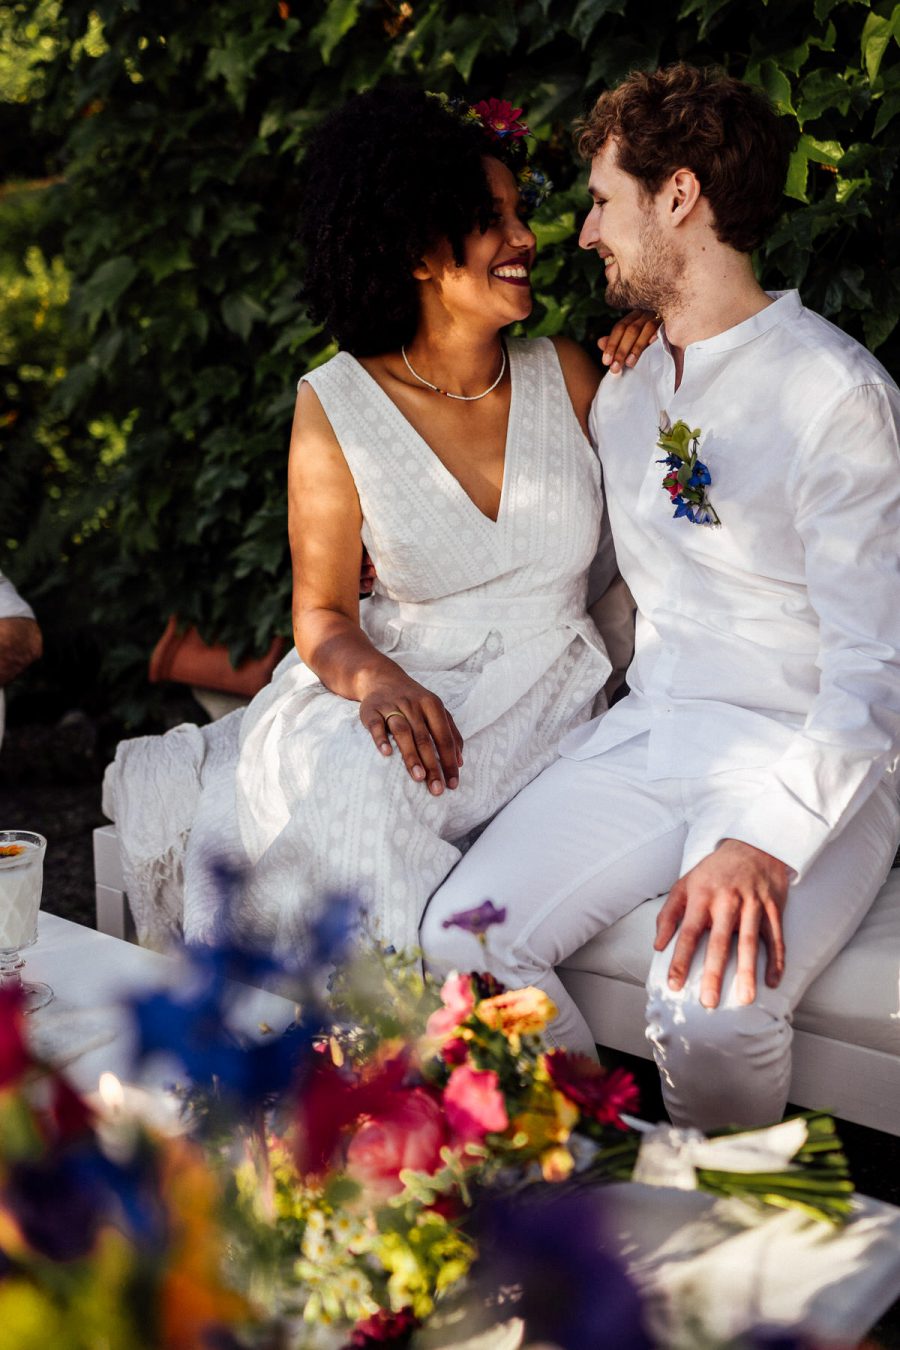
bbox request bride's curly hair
[297,86,503,356]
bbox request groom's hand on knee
[654,840,789,1010]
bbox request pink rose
[444,1064,509,1146]
[350,1306,419,1345]
[425,971,476,1040]
[442,1036,469,1067]
[346,1088,447,1199]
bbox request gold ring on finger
[384,711,408,726]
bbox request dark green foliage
[4,0,899,719]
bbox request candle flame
[98,1072,125,1112]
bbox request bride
[104,85,657,955]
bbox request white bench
[93,822,900,1135]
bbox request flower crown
[428,92,552,211]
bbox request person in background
[0,570,42,748]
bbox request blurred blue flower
[4,1142,167,1261]
[130,986,315,1108]
[4,1152,105,1261]
[689,460,711,487]
[309,894,364,968]
[673,499,695,521]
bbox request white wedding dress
[103,338,612,955]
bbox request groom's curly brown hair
[577,64,796,254]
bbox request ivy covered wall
[3,0,899,719]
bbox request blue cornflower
[689,460,711,488]
[130,987,314,1108]
[308,893,364,968]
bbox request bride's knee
[419,888,479,976]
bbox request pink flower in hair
[473,98,529,140]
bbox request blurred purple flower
[468,1188,652,1350]
[441,900,507,936]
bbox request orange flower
[477,986,557,1037]
[158,1139,250,1349]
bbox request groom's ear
[665,168,703,227]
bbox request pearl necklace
[401,343,507,401]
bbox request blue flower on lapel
[656,417,721,527]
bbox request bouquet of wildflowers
[0,984,249,1350]
[0,893,855,1350]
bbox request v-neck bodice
[348,347,518,526]
[301,336,601,602]
[299,337,609,732]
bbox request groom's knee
[645,987,792,1130]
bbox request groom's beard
[605,214,684,315]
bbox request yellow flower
[476,986,557,1037]
[540,1145,576,1182]
[508,1079,579,1155]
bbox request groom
[421,63,900,1130]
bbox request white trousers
[420,735,900,1130]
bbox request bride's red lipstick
[490,257,532,287]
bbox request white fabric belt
[387,590,585,632]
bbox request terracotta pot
[149,615,286,698]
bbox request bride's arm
[288,383,463,793]
[550,339,636,699]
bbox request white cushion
[560,868,900,1055]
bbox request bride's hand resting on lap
[288,381,464,796]
[359,676,464,796]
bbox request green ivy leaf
[77,255,138,331]
[802,132,844,165]
[310,0,362,65]
[863,306,900,351]
[221,292,267,340]
[752,58,796,116]
[797,68,851,125]
[531,211,576,247]
[678,0,735,40]
[567,0,628,45]
[861,4,900,82]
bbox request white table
[24,912,298,1093]
[22,914,900,1348]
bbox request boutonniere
[656,414,721,527]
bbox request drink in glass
[0,830,52,1012]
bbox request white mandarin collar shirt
[0,570,34,621]
[565,290,900,879]
[0,569,35,747]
